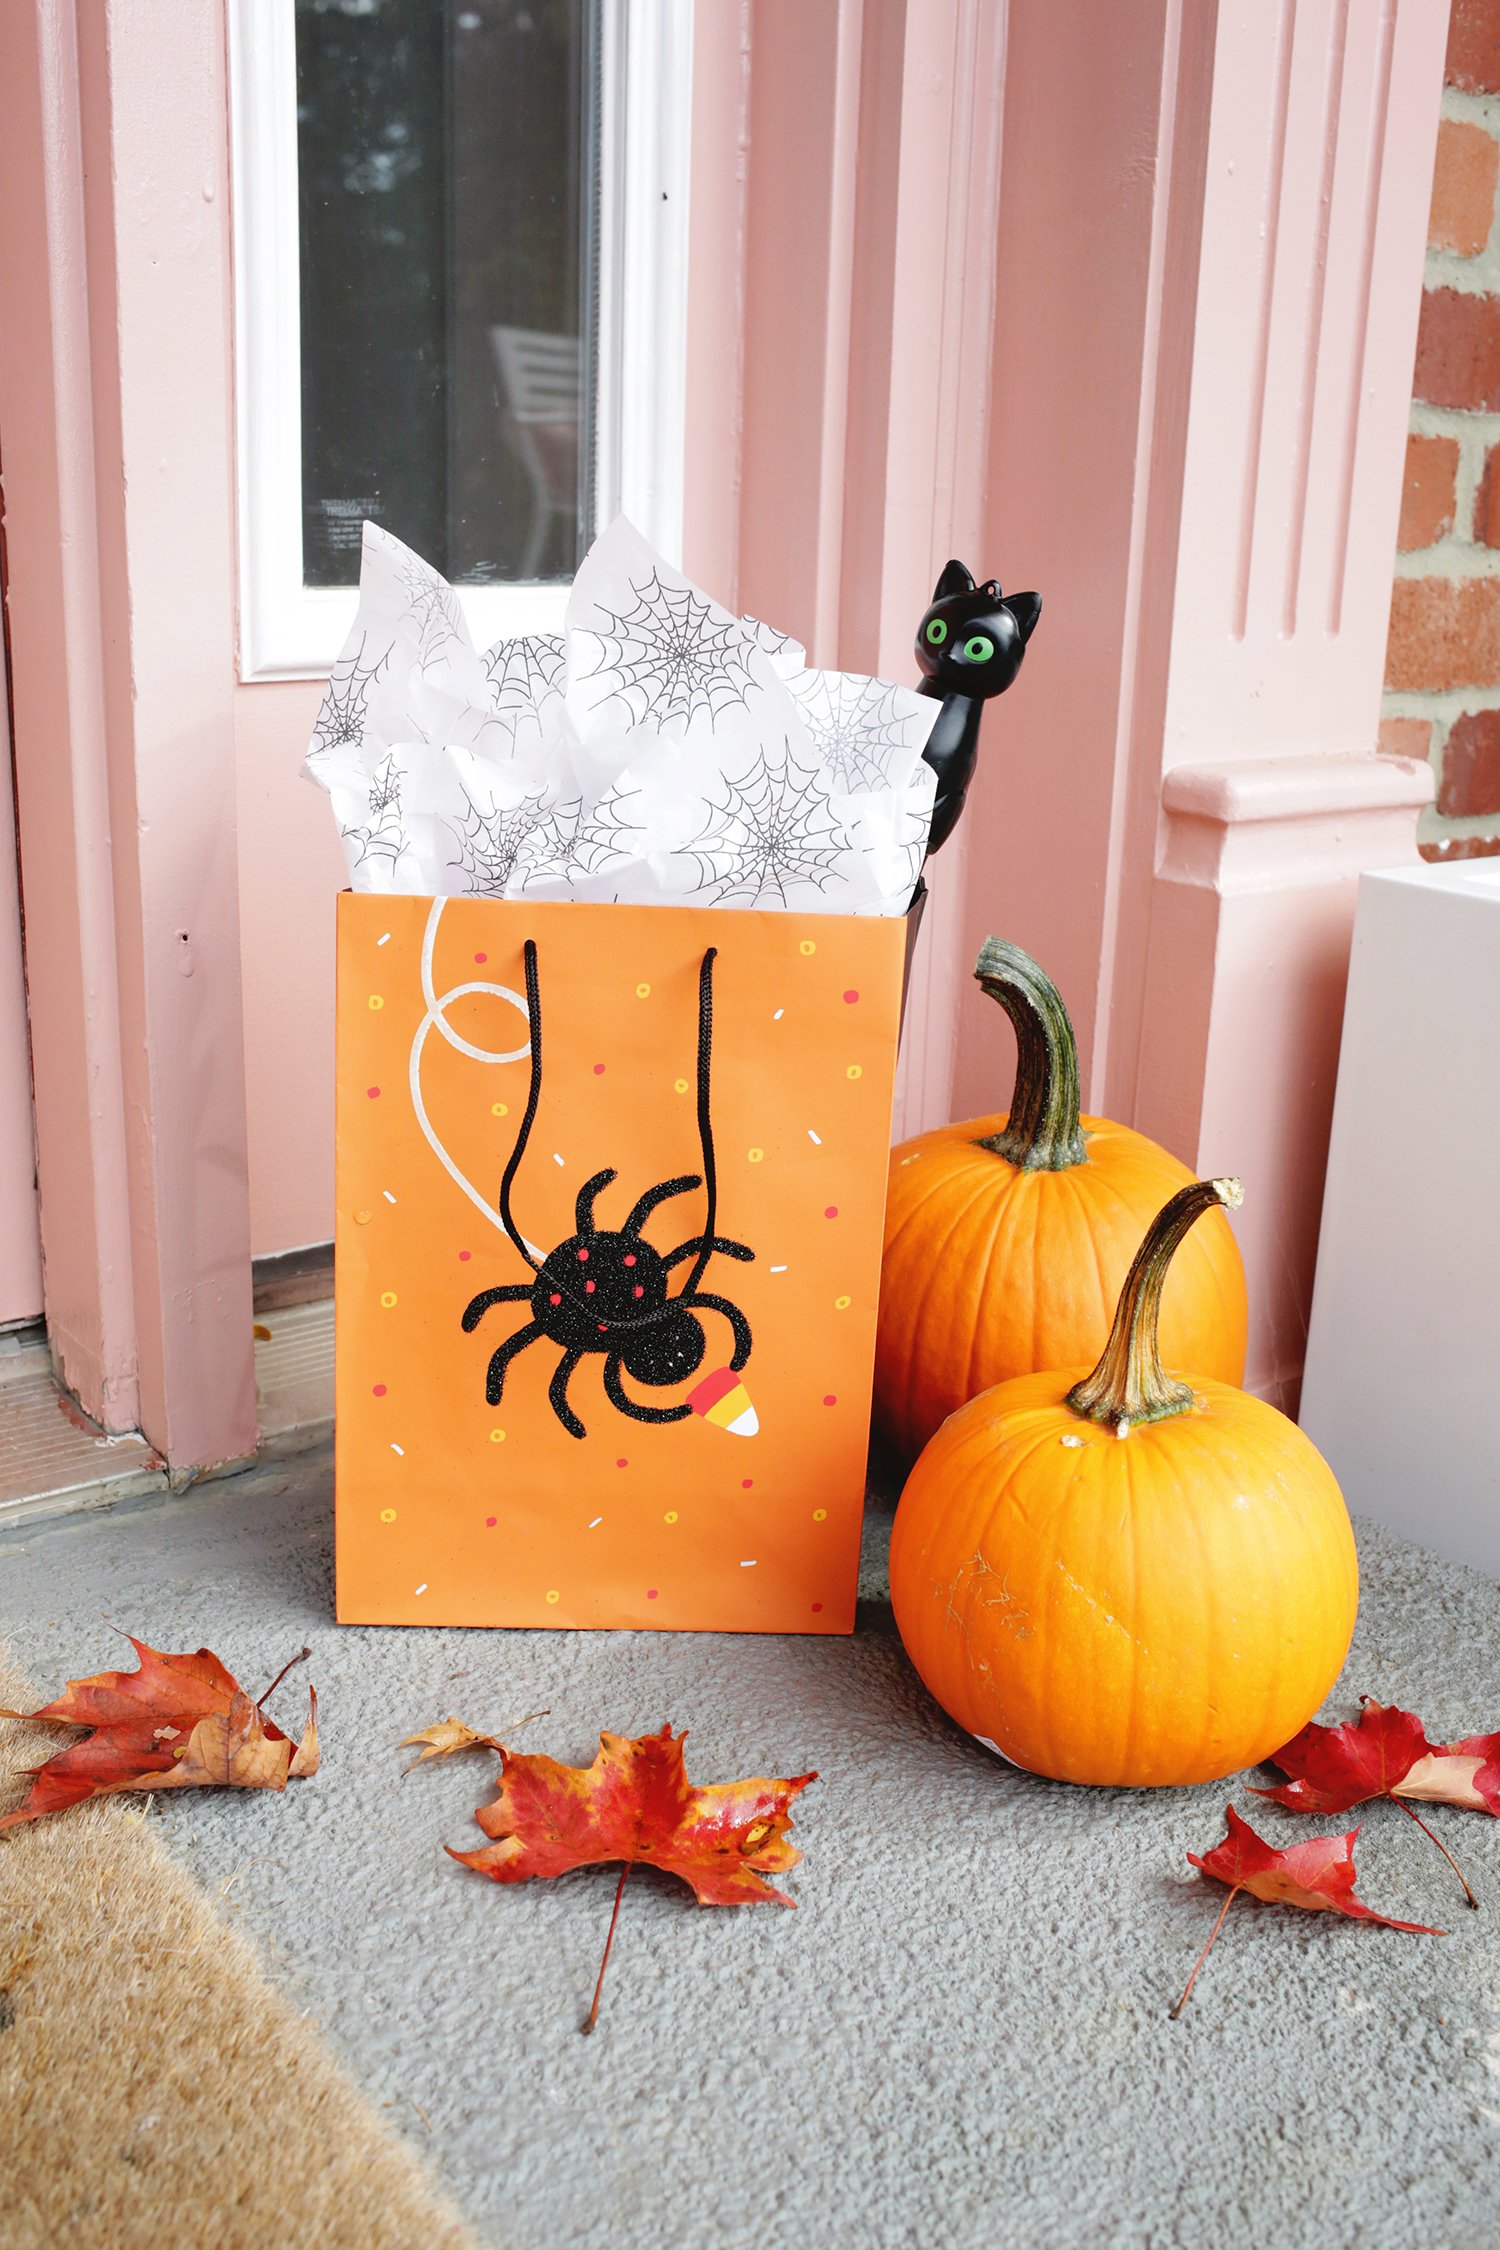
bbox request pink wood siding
[0,691,43,1326]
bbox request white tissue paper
[304,516,938,915]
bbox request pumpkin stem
[1066,1177,1243,1433]
[971,939,1088,1172]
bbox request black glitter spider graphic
[574,571,758,729]
[461,944,754,1438]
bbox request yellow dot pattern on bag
[813,1508,827,1521]
[380,1291,397,1308]
[636,982,651,998]
[748,1148,764,1163]
[380,1508,396,1524]
[674,1078,688,1094]
[492,1102,509,1117]
[368,995,384,1010]
[846,1064,862,1080]
[799,939,816,956]
[835,1294,851,1310]
[545,1589,561,1604]
[489,1428,506,1444]
[664,1510,678,1524]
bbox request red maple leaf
[441,1722,816,2029]
[1254,1698,1500,1908]
[1172,1804,1443,2018]
[0,1637,318,1831]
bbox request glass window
[294,0,599,589]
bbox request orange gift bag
[334,891,908,1631]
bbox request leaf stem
[256,1647,312,1712]
[1171,1884,1241,2020]
[582,1861,632,2035]
[1391,1794,1479,1910]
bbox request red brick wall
[1385,0,1500,861]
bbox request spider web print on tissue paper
[687,744,844,907]
[574,571,759,730]
[480,635,567,751]
[311,633,389,759]
[396,547,467,672]
[446,785,632,896]
[341,752,409,877]
[788,672,929,794]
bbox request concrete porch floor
[1,1446,1497,2249]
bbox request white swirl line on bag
[408,897,533,1240]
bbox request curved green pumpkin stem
[972,938,1088,1172]
[1066,1177,1243,1433]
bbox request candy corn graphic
[687,1364,758,1437]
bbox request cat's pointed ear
[933,559,974,601]
[1006,590,1042,644]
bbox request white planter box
[1301,858,1500,1576]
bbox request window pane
[295,0,598,589]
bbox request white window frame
[228,0,691,683]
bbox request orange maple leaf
[0,1637,318,1831]
[1171,1804,1443,2018]
[440,1723,815,2030]
[449,1723,815,1906]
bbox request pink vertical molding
[685,0,1008,1140]
[949,0,1443,1409]
[0,0,257,1466]
[1130,0,1444,1409]
[0,690,43,1327]
[0,0,140,1424]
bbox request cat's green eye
[963,634,995,663]
[925,619,948,645]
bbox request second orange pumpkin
[875,939,1247,1462]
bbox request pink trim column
[0,690,42,1327]
[0,0,256,1466]
[951,0,1444,1408]
[686,0,1007,1137]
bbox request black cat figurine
[915,560,1041,855]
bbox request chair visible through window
[488,326,582,580]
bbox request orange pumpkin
[876,939,1247,1463]
[889,1178,1358,1789]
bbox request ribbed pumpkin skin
[889,1372,1358,1788]
[876,1114,1248,1463]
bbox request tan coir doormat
[0,1652,478,2250]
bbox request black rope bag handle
[497,939,721,1309]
